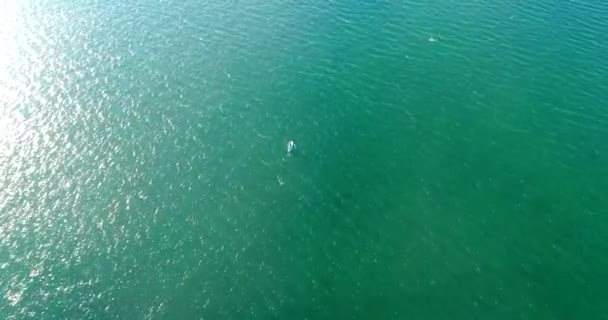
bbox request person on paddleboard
[287,140,296,153]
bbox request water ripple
[1,0,607,318]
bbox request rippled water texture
[1,0,607,319]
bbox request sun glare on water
[0,0,36,159]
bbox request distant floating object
[428,36,438,42]
[287,140,296,153]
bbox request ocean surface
[1,0,607,319]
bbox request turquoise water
[1,0,607,318]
